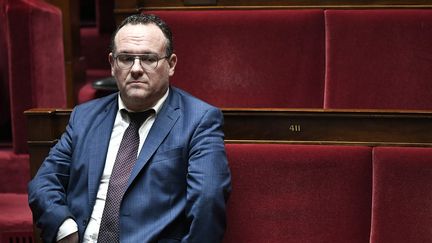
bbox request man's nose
[130,58,144,79]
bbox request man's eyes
[140,56,158,62]
[119,56,135,62]
[118,55,157,62]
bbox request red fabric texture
[6,0,67,153]
[0,150,29,193]
[371,147,432,243]
[0,193,32,232]
[324,10,432,109]
[80,27,112,70]
[144,10,325,108]
[224,144,372,243]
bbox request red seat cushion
[371,147,432,243]
[0,193,32,232]
[0,150,30,193]
[224,144,372,243]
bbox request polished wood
[184,0,218,5]
[25,108,432,176]
[25,108,71,177]
[223,108,432,146]
[133,0,432,7]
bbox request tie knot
[122,109,154,127]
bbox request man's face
[109,23,177,111]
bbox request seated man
[28,14,231,243]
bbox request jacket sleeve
[28,108,78,243]
[182,107,232,243]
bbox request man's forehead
[115,23,164,42]
[114,23,167,52]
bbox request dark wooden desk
[26,107,432,176]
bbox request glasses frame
[113,53,169,70]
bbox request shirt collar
[117,88,169,116]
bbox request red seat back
[145,10,326,108]
[4,0,67,153]
[325,10,432,109]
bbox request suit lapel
[87,97,118,208]
[127,89,181,187]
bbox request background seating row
[79,9,432,111]
[0,0,65,241]
[225,144,432,243]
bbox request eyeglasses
[113,53,169,70]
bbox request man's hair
[110,14,174,57]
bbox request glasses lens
[139,54,159,69]
[116,54,160,70]
[116,54,134,69]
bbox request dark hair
[110,14,173,57]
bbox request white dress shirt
[56,90,169,242]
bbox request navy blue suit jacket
[28,87,231,243]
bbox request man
[28,14,231,243]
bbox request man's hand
[57,232,79,243]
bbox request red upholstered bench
[324,9,432,109]
[224,143,372,243]
[371,147,432,243]
[0,193,33,242]
[0,0,66,240]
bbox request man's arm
[28,109,77,243]
[183,107,232,243]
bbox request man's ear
[168,54,177,77]
[109,53,115,76]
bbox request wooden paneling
[25,109,70,177]
[223,109,432,146]
[25,108,432,177]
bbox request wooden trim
[135,5,432,11]
[114,2,432,26]
[25,108,432,146]
[222,109,432,146]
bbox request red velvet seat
[0,0,66,190]
[0,193,33,243]
[371,147,432,243]
[0,0,66,239]
[3,0,67,154]
[224,144,372,243]
[144,10,326,108]
[0,193,33,232]
[324,10,432,109]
